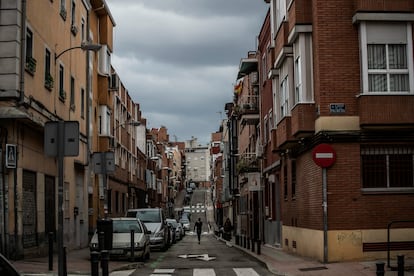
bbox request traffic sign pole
[312,143,336,264]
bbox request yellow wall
[283,226,414,262]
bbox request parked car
[0,253,20,276]
[166,219,183,241]
[179,217,190,232]
[167,221,176,244]
[126,208,169,251]
[89,217,150,260]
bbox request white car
[89,217,151,261]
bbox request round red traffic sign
[312,143,336,168]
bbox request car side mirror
[146,230,152,234]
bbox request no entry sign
[312,143,336,168]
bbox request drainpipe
[18,0,27,105]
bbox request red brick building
[254,0,414,262]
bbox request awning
[237,58,258,79]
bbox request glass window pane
[368,44,386,69]
[368,74,387,92]
[390,74,409,92]
[362,155,387,188]
[388,44,407,69]
[389,155,413,187]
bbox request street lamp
[55,42,102,61]
[53,42,101,276]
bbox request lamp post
[53,42,101,276]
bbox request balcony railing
[236,152,259,173]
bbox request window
[80,88,85,118]
[59,64,65,100]
[294,56,301,105]
[263,115,269,143]
[44,49,53,90]
[268,110,273,141]
[26,28,33,59]
[280,76,289,118]
[81,18,85,42]
[60,0,67,20]
[291,160,296,198]
[71,0,76,26]
[361,146,414,190]
[70,76,75,109]
[283,163,288,199]
[360,22,413,94]
[367,44,409,92]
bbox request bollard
[251,239,255,253]
[257,240,261,255]
[90,251,100,276]
[247,238,250,250]
[101,250,109,276]
[243,236,246,248]
[397,255,404,276]
[48,232,53,271]
[235,235,239,246]
[63,246,67,276]
[130,229,135,262]
[376,261,385,276]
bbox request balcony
[353,0,414,13]
[287,0,313,29]
[25,56,37,75]
[359,95,414,128]
[291,103,315,138]
[276,116,297,149]
[236,152,259,174]
[237,95,260,126]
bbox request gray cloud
[106,0,268,144]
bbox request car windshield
[136,210,161,223]
[113,220,142,233]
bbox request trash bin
[97,218,113,250]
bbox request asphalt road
[128,188,271,276]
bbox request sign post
[312,143,336,264]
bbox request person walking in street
[223,217,232,241]
[194,218,203,244]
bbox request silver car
[89,217,151,260]
[166,219,183,240]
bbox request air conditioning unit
[109,73,119,90]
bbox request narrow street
[129,188,271,276]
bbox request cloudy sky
[105,0,268,145]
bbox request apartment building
[0,0,116,258]
[185,137,211,188]
[258,0,414,262]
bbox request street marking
[194,268,216,276]
[109,270,136,276]
[233,268,260,276]
[153,268,175,273]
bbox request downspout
[85,8,92,235]
[18,0,27,105]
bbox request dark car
[0,253,20,276]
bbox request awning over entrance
[237,58,258,79]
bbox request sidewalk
[11,247,136,275]
[204,188,413,276]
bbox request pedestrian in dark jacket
[194,218,203,244]
[224,218,232,241]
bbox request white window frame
[280,76,289,118]
[294,56,302,105]
[359,21,414,94]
